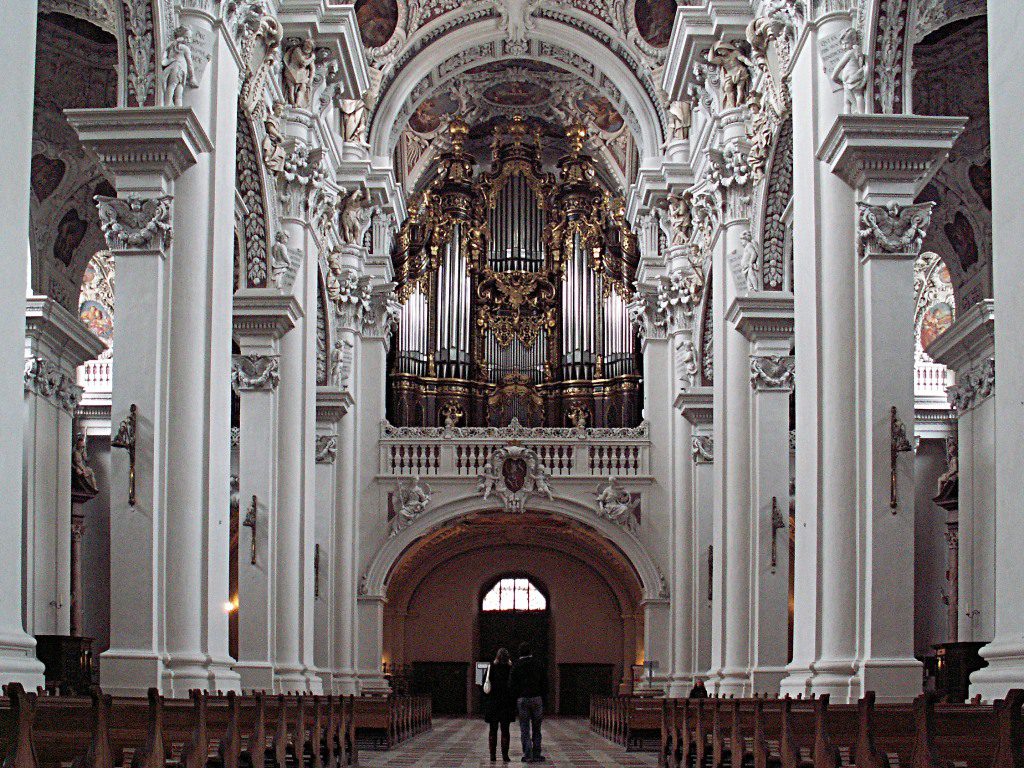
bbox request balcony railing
[379,419,651,479]
[77,359,112,395]
[915,360,952,404]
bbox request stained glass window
[481,577,546,612]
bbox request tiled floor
[357,717,658,768]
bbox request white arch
[361,492,667,602]
[368,16,665,164]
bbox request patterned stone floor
[357,717,658,768]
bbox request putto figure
[283,37,317,108]
[162,26,197,107]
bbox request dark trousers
[488,720,511,759]
[517,696,543,758]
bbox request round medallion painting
[634,0,678,48]
[355,0,398,48]
[920,301,953,350]
[80,300,113,342]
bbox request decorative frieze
[315,435,338,464]
[230,354,280,392]
[94,193,173,250]
[750,355,795,391]
[692,435,714,464]
[857,201,933,258]
[24,356,81,413]
[949,358,995,413]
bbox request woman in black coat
[483,647,516,762]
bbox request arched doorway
[476,576,551,714]
[381,510,645,716]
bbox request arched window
[481,577,546,612]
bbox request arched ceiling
[384,510,646,612]
[354,0,679,193]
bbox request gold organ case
[389,117,641,428]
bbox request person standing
[510,642,546,763]
[483,647,516,762]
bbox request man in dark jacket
[510,643,545,762]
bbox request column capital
[818,114,966,202]
[64,107,212,194]
[749,355,795,391]
[675,386,714,426]
[692,435,714,464]
[926,298,994,372]
[315,435,338,464]
[233,290,303,351]
[231,355,280,393]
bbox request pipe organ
[390,117,641,428]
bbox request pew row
[0,684,428,768]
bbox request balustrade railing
[379,419,651,479]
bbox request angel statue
[595,476,639,531]
[739,229,761,290]
[338,188,368,246]
[162,26,198,107]
[262,101,287,172]
[71,432,99,497]
[665,99,692,143]
[831,27,868,114]
[391,476,431,536]
[478,457,501,500]
[706,40,754,109]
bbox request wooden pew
[626,697,664,752]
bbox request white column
[971,1,1024,699]
[23,298,105,638]
[926,301,995,644]
[355,313,393,694]
[679,390,714,683]
[804,75,963,702]
[710,109,755,697]
[158,11,243,696]
[667,347,695,699]
[780,10,862,699]
[315,389,349,692]
[729,297,794,694]
[67,106,219,696]
[0,0,47,687]
[331,330,360,695]
[232,292,299,691]
[274,106,321,693]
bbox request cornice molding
[317,387,354,423]
[25,295,106,372]
[817,114,966,198]
[725,293,795,343]
[675,386,714,425]
[64,107,212,188]
[232,290,303,343]
[925,299,994,372]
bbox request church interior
[2,0,1023,764]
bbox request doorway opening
[477,576,551,714]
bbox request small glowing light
[223,596,239,613]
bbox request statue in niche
[339,91,371,144]
[831,28,868,114]
[665,99,692,143]
[666,192,692,245]
[162,26,198,107]
[391,476,431,536]
[283,38,317,108]
[71,433,99,497]
[706,40,754,109]
[262,101,287,172]
[338,188,369,246]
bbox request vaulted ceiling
[353,0,679,194]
